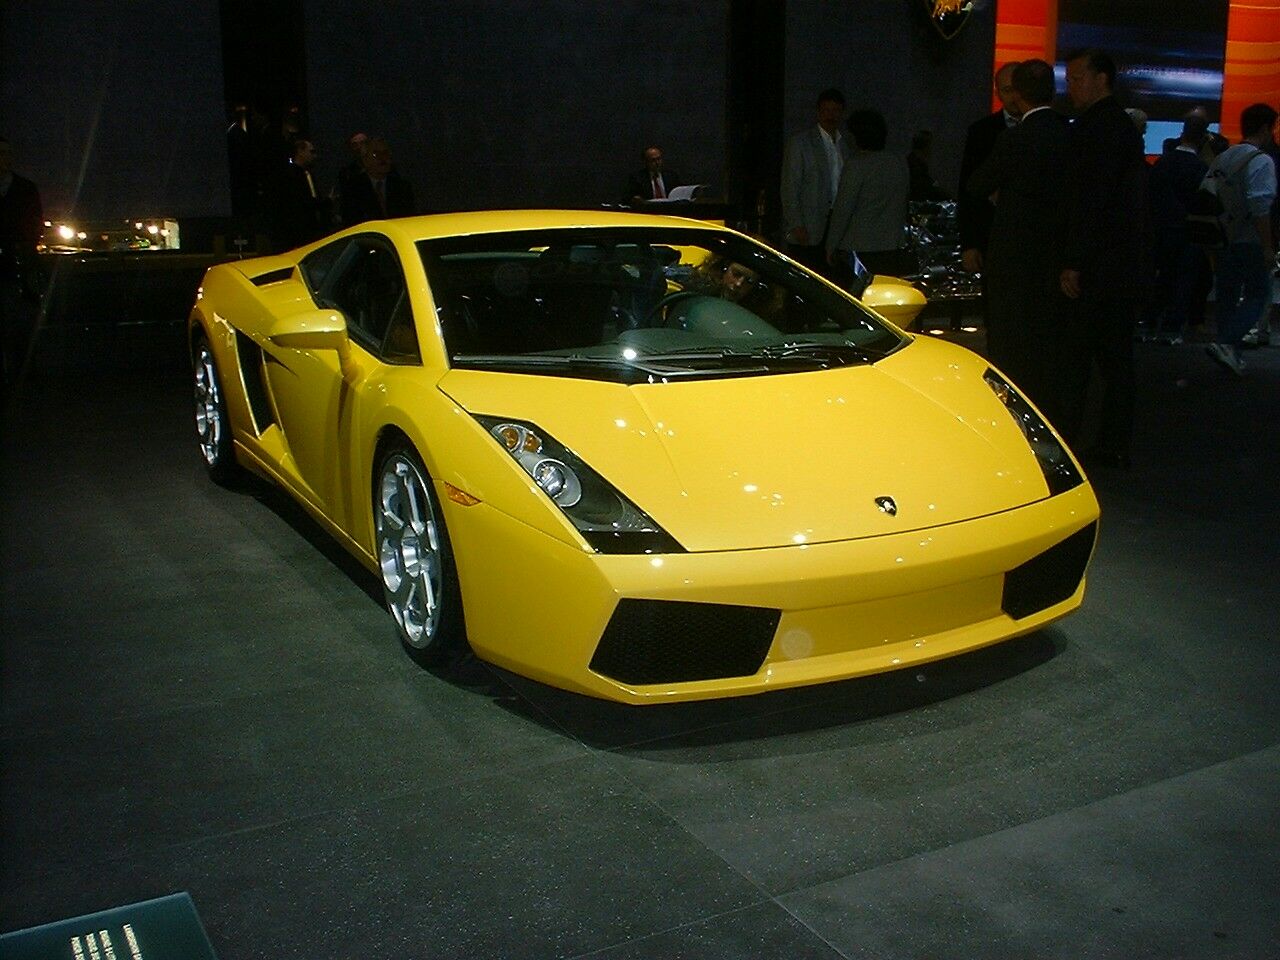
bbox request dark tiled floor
[2,335,1278,959]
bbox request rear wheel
[373,444,466,666]
[193,335,240,484]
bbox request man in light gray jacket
[781,88,849,275]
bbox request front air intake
[589,600,780,686]
[1002,522,1098,620]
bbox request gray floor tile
[2,757,761,960]
[2,672,585,888]
[781,745,1280,960]
[571,901,846,959]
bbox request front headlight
[983,369,1083,496]
[476,415,684,554]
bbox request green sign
[0,893,217,960]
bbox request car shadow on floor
[224,467,386,608]
[469,628,1067,753]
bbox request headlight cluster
[983,369,1083,496]
[476,416,684,554]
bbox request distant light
[44,220,52,227]
[76,231,87,240]
[160,229,169,237]
[928,328,946,336]
[621,348,638,360]
[961,325,978,333]
[58,225,75,240]
[147,225,159,235]
[135,222,143,230]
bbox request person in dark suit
[0,136,44,388]
[340,138,416,227]
[967,59,1075,436]
[1145,126,1209,344]
[1059,49,1153,469]
[624,146,682,204]
[957,62,1021,278]
[270,138,329,252]
[1160,107,1229,166]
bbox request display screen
[1057,0,1229,151]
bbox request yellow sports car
[189,211,1098,704]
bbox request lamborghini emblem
[924,0,974,40]
[876,496,898,516]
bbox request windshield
[417,227,906,381]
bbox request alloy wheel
[194,346,223,466]
[376,454,444,647]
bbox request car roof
[378,209,729,243]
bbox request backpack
[1186,147,1264,249]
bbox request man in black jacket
[958,62,1021,278]
[624,146,682,205]
[1059,49,1152,469]
[967,60,1074,437]
[340,138,416,227]
[1146,123,1210,344]
[1,136,44,388]
[270,138,329,252]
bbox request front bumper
[446,483,1099,704]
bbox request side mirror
[268,308,349,351]
[268,308,359,381]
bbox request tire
[372,443,467,666]
[193,334,241,485]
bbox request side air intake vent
[250,267,295,286]
[1002,522,1097,620]
[235,331,275,433]
[590,599,779,686]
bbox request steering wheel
[645,289,705,328]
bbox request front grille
[589,599,780,686]
[1002,522,1097,620]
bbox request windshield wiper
[451,353,715,380]
[755,341,877,363]
[639,342,875,367]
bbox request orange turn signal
[444,482,481,506]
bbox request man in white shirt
[1204,103,1278,377]
[781,88,849,275]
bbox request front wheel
[373,445,467,666]
[193,335,241,485]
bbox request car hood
[439,340,1051,552]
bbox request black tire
[193,334,241,485]
[372,443,467,666]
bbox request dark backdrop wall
[1,2,996,223]
[1,1,230,220]
[785,0,997,196]
[303,0,729,212]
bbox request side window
[299,238,349,302]
[326,237,418,362]
[382,292,420,363]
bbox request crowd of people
[781,51,1278,471]
[226,108,416,254]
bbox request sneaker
[1241,328,1270,348]
[1205,342,1246,376]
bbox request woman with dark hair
[825,108,912,280]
